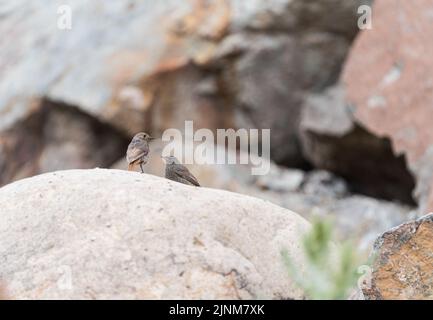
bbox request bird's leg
[140,163,144,173]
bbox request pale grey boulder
[0,169,310,299]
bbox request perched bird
[162,156,200,187]
[126,132,153,173]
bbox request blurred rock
[300,85,416,204]
[364,213,433,299]
[0,169,310,299]
[211,30,353,165]
[321,196,417,252]
[229,0,372,38]
[256,166,305,193]
[302,170,348,198]
[38,102,128,173]
[279,191,415,254]
[300,86,353,136]
[341,0,433,211]
[0,0,369,186]
[0,100,128,186]
[216,33,305,166]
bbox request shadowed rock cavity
[0,99,130,186]
[300,87,416,205]
[302,125,416,205]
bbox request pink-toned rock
[341,0,433,211]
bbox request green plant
[282,217,363,300]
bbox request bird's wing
[174,164,200,186]
[126,141,148,164]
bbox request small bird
[162,156,200,187]
[126,132,153,173]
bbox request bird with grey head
[126,132,154,173]
[162,156,200,187]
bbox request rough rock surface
[340,0,433,211]
[0,0,369,186]
[0,169,310,299]
[364,213,433,300]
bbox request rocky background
[1,0,433,299]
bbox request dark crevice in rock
[0,99,130,186]
[302,123,416,205]
[0,108,45,185]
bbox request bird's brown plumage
[172,164,200,186]
[126,132,152,173]
[163,156,200,186]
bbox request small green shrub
[282,218,364,300]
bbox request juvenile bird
[162,156,200,187]
[126,132,153,173]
